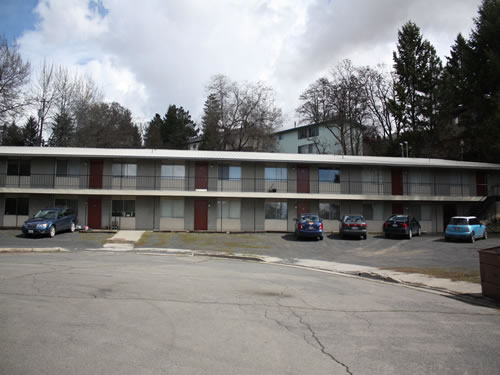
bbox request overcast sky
[1,0,482,128]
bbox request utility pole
[38,99,46,146]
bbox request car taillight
[403,223,408,228]
[362,223,367,228]
[320,223,323,230]
[343,223,349,228]
[384,222,388,228]
[298,223,302,230]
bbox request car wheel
[470,232,475,243]
[363,234,367,240]
[70,221,76,233]
[49,225,56,238]
[407,229,412,239]
[445,236,450,242]
[319,236,323,240]
[417,227,421,236]
[483,230,488,240]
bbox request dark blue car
[294,213,323,240]
[22,207,78,238]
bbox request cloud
[16,0,481,127]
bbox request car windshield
[34,209,58,219]
[450,218,468,225]
[346,216,364,223]
[390,215,407,222]
[301,215,319,222]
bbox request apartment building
[1,146,499,233]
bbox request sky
[0,0,483,129]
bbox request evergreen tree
[464,0,500,161]
[144,114,164,148]
[199,93,222,150]
[48,112,74,147]
[389,21,442,156]
[161,105,198,149]
[1,121,24,145]
[22,116,39,146]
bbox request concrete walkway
[103,230,144,250]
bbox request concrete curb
[0,247,67,253]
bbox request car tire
[384,232,389,238]
[362,234,367,240]
[49,225,56,238]
[407,229,412,240]
[483,230,488,240]
[417,227,421,236]
[470,232,475,243]
[70,221,76,233]
[445,236,450,242]
[319,236,323,240]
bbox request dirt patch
[385,266,481,284]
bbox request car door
[470,218,483,237]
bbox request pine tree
[1,121,24,145]
[161,105,197,149]
[22,116,39,146]
[49,112,74,147]
[144,114,164,148]
[199,93,222,150]
[391,21,442,137]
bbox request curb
[0,247,67,253]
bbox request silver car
[339,215,367,240]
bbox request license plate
[308,226,314,230]
[392,224,398,227]
[352,227,359,230]
[28,230,34,234]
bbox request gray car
[339,215,367,239]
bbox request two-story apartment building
[275,121,363,155]
[0,146,499,233]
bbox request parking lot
[1,229,499,274]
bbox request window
[264,167,287,181]
[55,199,78,214]
[112,200,135,217]
[298,126,319,139]
[218,165,241,180]
[319,168,340,183]
[362,204,373,220]
[319,202,340,220]
[265,202,288,220]
[217,200,241,219]
[161,164,185,179]
[298,144,314,154]
[112,163,136,177]
[5,197,29,215]
[56,160,80,177]
[7,160,30,176]
[160,199,184,218]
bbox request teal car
[445,216,487,243]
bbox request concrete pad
[108,230,144,243]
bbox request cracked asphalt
[1,252,499,375]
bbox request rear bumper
[342,229,367,237]
[384,228,408,236]
[296,230,323,238]
[445,230,472,239]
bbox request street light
[404,141,408,158]
[400,143,404,158]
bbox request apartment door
[88,198,102,229]
[391,168,403,195]
[296,201,310,217]
[476,172,487,196]
[194,199,208,230]
[89,160,103,188]
[195,162,208,190]
[297,166,310,193]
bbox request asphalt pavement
[1,252,499,375]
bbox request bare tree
[360,65,399,139]
[297,60,367,155]
[205,75,282,151]
[30,61,103,145]
[0,37,31,123]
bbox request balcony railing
[0,173,493,197]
